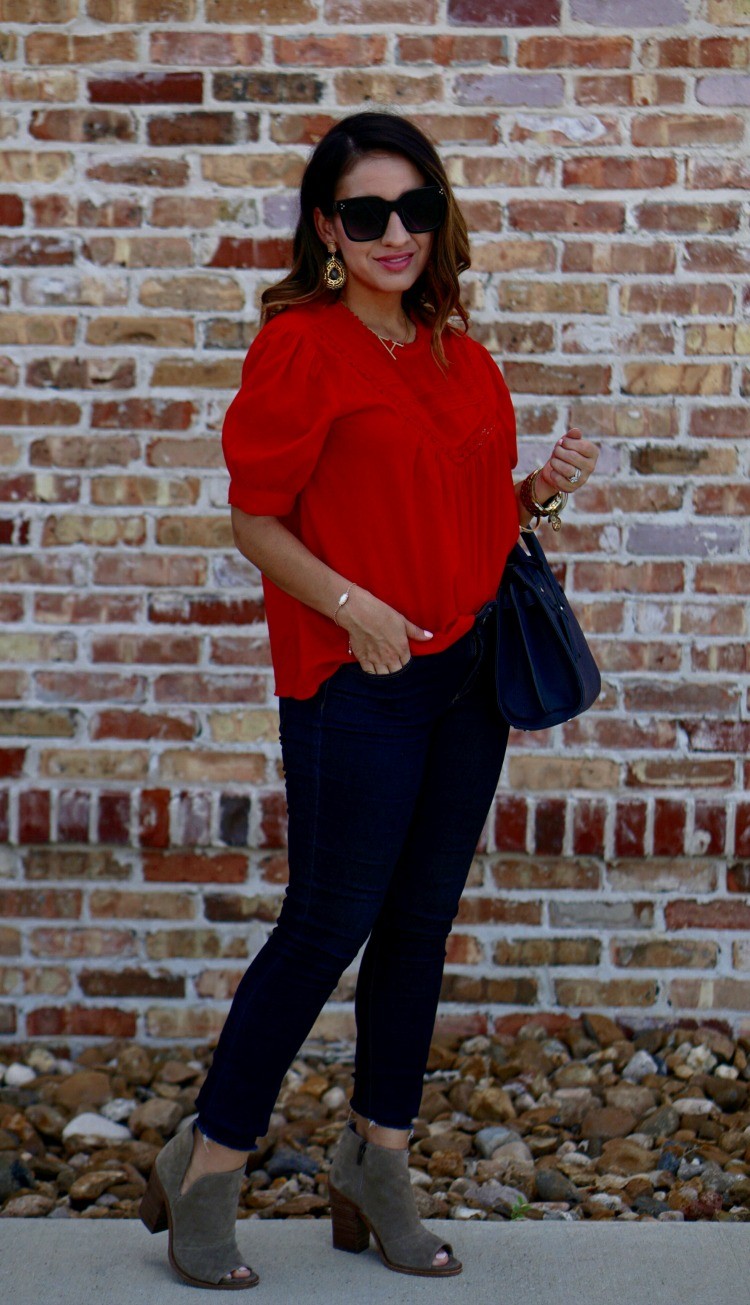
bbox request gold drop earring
[323,241,347,291]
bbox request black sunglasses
[332,184,446,243]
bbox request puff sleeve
[221,312,334,517]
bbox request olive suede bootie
[139,1122,259,1290]
[328,1121,462,1277]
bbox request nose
[380,210,412,246]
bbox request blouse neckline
[335,297,424,352]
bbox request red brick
[26,1006,137,1037]
[143,851,247,884]
[79,968,184,998]
[572,799,607,856]
[148,595,263,626]
[93,555,206,586]
[576,73,685,106]
[508,200,624,232]
[204,892,281,923]
[35,671,146,703]
[89,889,193,920]
[690,406,750,438]
[448,0,560,22]
[87,157,189,187]
[534,799,565,855]
[92,710,196,742]
[563,156,677,188]
[139,789,170,849]
[694,801,727,855]
[494,795,527,852]
[0,194,23,224]
[653,799,686,856]
[0,888,81,917]
[632,113,744,147]
[615,801,647,857]
[19,789,51,844]
[25,31,137,63]
[147,113,241,147]
[666,899,750,929]
[396,33,506,65]
[88,73,203,104]
[0,748,26,778]
[0,791,8,844]
[150,32,263,64]
[92,399,193,430]
[519,35,630,67]
[637,202,740,232]
[57,790,90,843]
[97,792,131,845]
[207,237,293,269]
[30,108,136,143]
[258,791,287,849]
[736,804,750,858]
[502,362,611,395]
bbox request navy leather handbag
[494,528,601,731]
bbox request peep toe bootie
[328,1122,462,1277]
[139,1122,259,1290]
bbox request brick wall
[1,0,749,1047]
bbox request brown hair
[260,111,471,369]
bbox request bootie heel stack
[139,1122,259,1290]
[328,1122,462,1277]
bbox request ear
[312,205,337,248]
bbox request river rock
[128,1098,182,1137]
[5,1063,37,1087]
[116,1045,154,1088]
[474,1125,520,1158]
[54,1071,112,1112]
[2,1194,55,1216]
[581,1106,637,1139]
[62,1113,132,1143]
[535,1168,582,1203]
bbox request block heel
[138,1122,258,1290]
[139,1167,168,1234]
[327,1123,462,1277]
[329,1184,371,1254]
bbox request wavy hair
[260,111,471,369]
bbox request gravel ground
[1,1012,749,1223]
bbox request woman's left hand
[540,427,599,494]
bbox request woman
[140,110,599,1289]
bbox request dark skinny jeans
[194,600,509,1151]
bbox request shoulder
[242,302,329,379]
[255,300,330,349]
[444,321,505,374]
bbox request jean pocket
[354,655,415,680]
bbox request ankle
[349,1112,410,1151]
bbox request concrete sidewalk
[1,1218,748,1305]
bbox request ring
[568,468,582,484]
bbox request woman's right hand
[336,587,433,675]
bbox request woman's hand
[336,587,433,675]
[536,427,599,499]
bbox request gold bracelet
[529,470,568,533]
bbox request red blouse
[221,297,520,700]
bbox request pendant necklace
[340,301,414,359]
[376,334,408,359]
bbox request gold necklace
[340,301,415,358]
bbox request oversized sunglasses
[332,184,446,243]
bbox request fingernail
[424,630,433,637]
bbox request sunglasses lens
[336,187,446,241]
[399,187,445,233]
[340,198,387,242]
